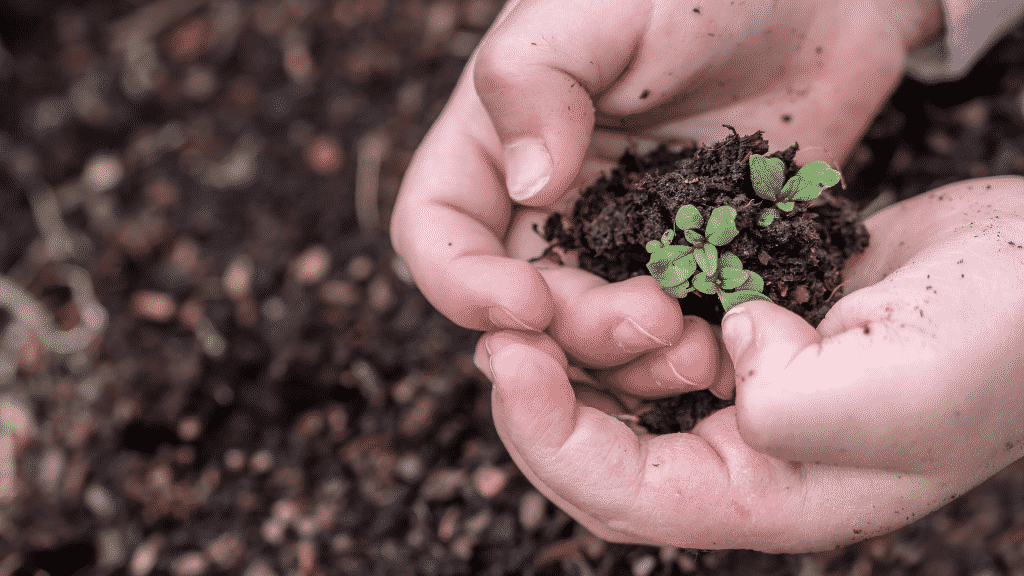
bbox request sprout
[691,252,771,312]
[645,204,767,312]
[749,154,841,226]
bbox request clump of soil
[542,128,870,434]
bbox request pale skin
[391,0,1024,552]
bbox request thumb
[472,0,645,205]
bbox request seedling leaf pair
[646,204,769,311]
[749,154,841,226]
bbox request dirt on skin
[542,128,869,434]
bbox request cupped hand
[474,177,1024,553]
[391,0,940,401]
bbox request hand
[391,0,942,397]
[474,177,1024,553]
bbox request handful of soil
[541,128,870,434]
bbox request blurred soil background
[0,1,1023,575]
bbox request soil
[541,129,869,434]
[1,2,1024,576]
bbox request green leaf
[694,244,718,275]
[705,206,739,246]
[721,270,749,290]
[660,229,675,245]
[777,201,796,212]
[647,249,696,286]
[683,229,705,246]
[758,207,779,227]
[719,290,773,313]
[749,154,785,201]
[779,160,841,202]
[693,272,717,295]
[720,252,742,270]
[675,205,703,231]
[737,270,765,292]
[645,240,661,253]
[663,282,695,298]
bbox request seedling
[692,252,771,312]
[749,154,841,226]
[646,204,769,311]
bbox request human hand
[391,0,942,398]
[473,177,1024,553]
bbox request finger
[536,267,685,367]
[473,0,650,205]
[725,177,1024,475]
[477,332,961,553]
[600,314,722,397]
[391,71,554,332]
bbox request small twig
[355,130,391,238]
[0,265,107,356]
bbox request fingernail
[613,317,670,349]
[722,308,754,360]
[488,306,536,331]
[652,358,699,391]
[504,138,551,202]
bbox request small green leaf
[721,270,749,290]
[758,207,779,227]
[647,249,696,286]
[737,270,765,292]
[694,244,718,275]
[683,229,705,246]
[720,252,742,270]
[719,290,773,313]
[780,160,841,202]
[693,272,717,295]
[675,205,703,231]
[663,282,695,298]
[645,240,661,253]
[661,229,675,245]
[777,201,796,212]
[749,154,786,201]
[705,206,739,246]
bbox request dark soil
[542,129,869,434]
[1,2,1023,576]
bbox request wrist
[874,0,945,52]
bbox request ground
[0,1,1023,575]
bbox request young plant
[646,204,770,313]
[749,154,842,226]
[691,252,771,312]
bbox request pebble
[37,448,65,494]
[132,290,176,322]
[84,483,117,518]
[292,245,331,284]
[319,280,360,307]
[631,554,657,576]
[223,448,247,472]
[472,465,508,498]
[395,453,425,482]
[419,468,466,501]
[170,552,207,576]
[345,254,375,281]
[676,552,698,573]
[182,64,218,101]
[954,98,988,129]
[296,540,317,574]
[399,395,438,437]
[83,154,124,193]
[463,508,493,536]
[177,416,202,442]
[144,177,181,209]
[305,135,343,176]
[367,275,395,312]
[250,449,275,474]
[167,17,211,62]
[518,490,547,532]
[222,255,254,299]
[130,537,162,576]
[96,528,125,568]
[243,559,278,576]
